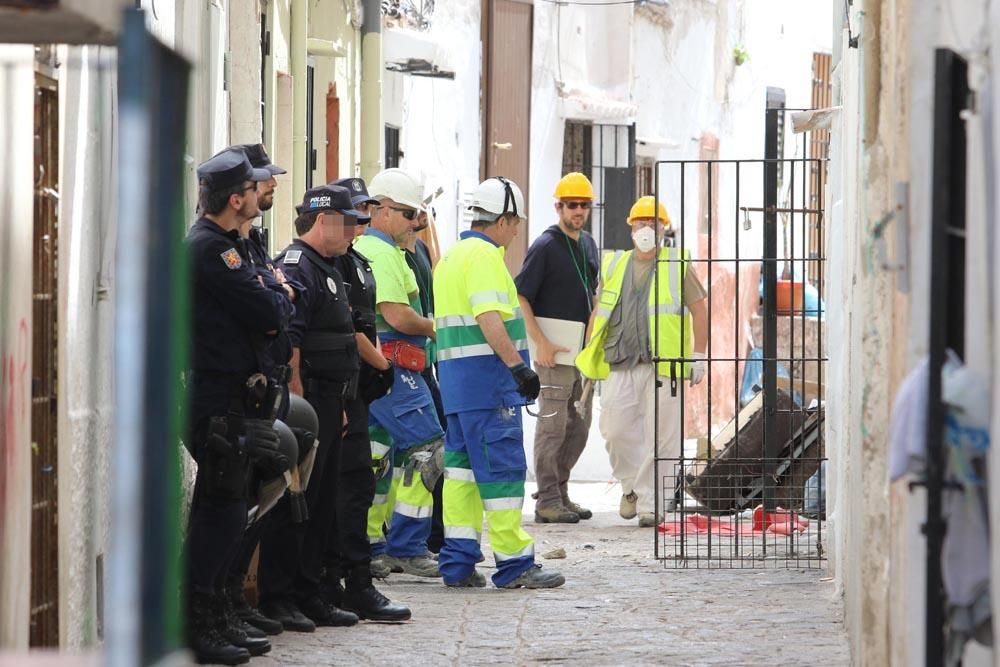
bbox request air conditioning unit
[0,0,129,45]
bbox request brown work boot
[534,504,580,524]
[562,498,593,520]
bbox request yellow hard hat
[553,172,595,200]
[627,196,672,228]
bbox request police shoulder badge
[356,266,366,285]
[326,276,338,294]
[284,249,302,265]
[220,247,242,270]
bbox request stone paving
[250,483,850,666]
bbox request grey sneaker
[501,565,565,590]
[383,555,441,578]
[563,499,593,520]
[370,556,392,579]
[534,505,580,524]
[619,492,638,520]
[638,512,659,528]
[445,570,487,588]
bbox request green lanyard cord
[564,233,592,311]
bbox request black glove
[509,363,540,400]
[360,361,395,404]
[242,419,289,476]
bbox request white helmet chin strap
[494,176,519,217]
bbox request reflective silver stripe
[372,493,388,505]
[483,497,523,512]
[437,314,478,328]
[469,290,510,306]
[494,544,534,562]
[370,442,390,457]
[437,343,493,361]
[444,467,477,482]
[394,501,433,519]
[512,307,523,318]
[444,526,481,541]
[438,339,526,361]
[605,250,626,281]
[595,307,613,319]
[648,304,686,316]
[369,536,386,544]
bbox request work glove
[242,419,290,476]
[689,352,707,386]
[510,362,541,400]
[360,361,395,404]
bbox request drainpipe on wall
[360,0,382,180]
[291,0,308,199]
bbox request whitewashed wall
[0,44,36,651]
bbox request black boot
[259,598,316,633]
[299,595,359,627]
[216,592,272,656]
[342,568,411,622]
[319,572,345,608]
[185,590,250,666]
[227,584,283,636]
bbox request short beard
[258,196,274,212]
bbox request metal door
[652,109,828,569]
[482,0,532,274]
[30,69,59,648]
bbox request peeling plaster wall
[0,44,35,650]
[829,0,998,664]
[56,45,117,649]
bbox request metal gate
[653,108,827,569]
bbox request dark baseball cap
[297,184,363,223]
[197,148,271,191]
[240,143,287,176]
[331,177,380,209]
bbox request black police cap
[331,177,380,209]
[298,184,363,222]
[240,143,287,176]
[197,148,271,192]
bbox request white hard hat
[368,168,425,210]
[468,177,526,220]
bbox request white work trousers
[599,364,681,515]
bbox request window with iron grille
[385,125,402,169]
[636,158,654,198]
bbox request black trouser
[186,419,249,596]
[258,390,346,604]
[226,511,268,592]
[422,366,446,554]
[320,397,377,589]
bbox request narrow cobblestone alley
[254,483,850,666]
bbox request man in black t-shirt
[514,172,600,524]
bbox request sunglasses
[561,201,592,210]
[388,206,419,220]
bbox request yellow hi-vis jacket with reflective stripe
[575,247,693,380]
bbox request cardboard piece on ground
[528,317,585,366]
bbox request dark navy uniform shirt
[246,225,302,370]
[515,225,600,326]
[186,217,294,417]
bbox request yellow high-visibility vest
[575,247,693,380]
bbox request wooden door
[482,0,532,274]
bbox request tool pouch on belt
[402,439,444,492]
[302,331,360,399]
[200,416,250,501]
[382,340,426,373]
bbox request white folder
[528,317,586,366]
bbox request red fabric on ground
[658,505,810,535]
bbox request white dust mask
[632,226,657,252]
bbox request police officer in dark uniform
[185,148,294,665]
[323,177,407,619]
[256,185,375,628]
[223,143,305,637]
